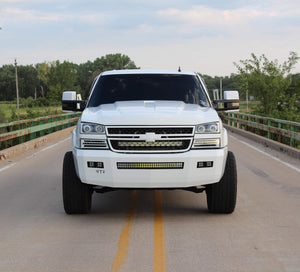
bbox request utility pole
[14,59,20,119]
[246,81,249,113]
[220,77,223,100]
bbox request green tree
[94,53,138,72]
[47,61,80,102]
[36,62,51,97]
[0,64,39,102]
[282,73,300,121]
[17,65,39,99]
[234,52,299,117]
[76,61,95,99]
[0,65,15,101]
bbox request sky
[0,0,300,76]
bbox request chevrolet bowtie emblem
[144,132,157,142]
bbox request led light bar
[117,141,183,147]
[117,162,184,169]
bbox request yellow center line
[154,190,166,272]
[111,191,139,272]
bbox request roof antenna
[178,66,181,72]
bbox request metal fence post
[290,125,295,147]
[267,120,272,139]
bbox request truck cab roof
[100,69,197,76]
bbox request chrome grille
[107,126,194,153]
[107,127,193,135]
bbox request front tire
[63,151,93,214]
[206,151,237,214]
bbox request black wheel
[206,151,237,214]
[62,151,93,214]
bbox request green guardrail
[222,112,300,148]
[0,113,81,151]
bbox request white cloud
[1,8,62,22]
[157,5,277,27]
[157,1,300,32]
[0,0,29,2]
[78,13,108,25]
[137,24,154,33]
[0,7,108,26]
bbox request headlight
[81,123,105,134]
[195,122,220,134]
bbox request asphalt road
[0,132,299,272]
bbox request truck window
[88,74,209,107]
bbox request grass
[0,103,62,123]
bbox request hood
[81,101,219,126]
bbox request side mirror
[62,91,85,112]
[213,90,239,112]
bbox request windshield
[88,74,209,107]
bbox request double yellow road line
[111,190,166,272]
[153,190,166,272]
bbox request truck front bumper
[72,147,228,188]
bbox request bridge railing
[222,112,300,148]
[0,113,81,151]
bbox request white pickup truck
[62,69,239,214]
